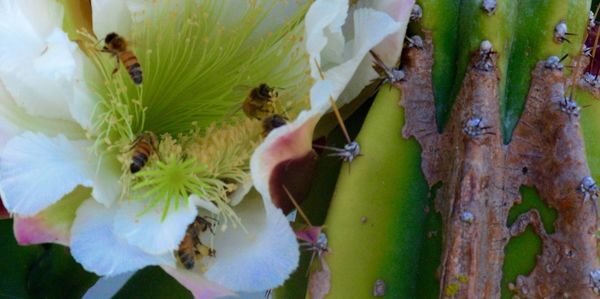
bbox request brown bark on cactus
[397,34,599,298]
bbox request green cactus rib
[414,0,589,143]
[308,87,429,298]
[578,89,600,178]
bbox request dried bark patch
[398,33,599,298]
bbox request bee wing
[224,103,244,120]
[232,84,255,93]
[124,134,144,152]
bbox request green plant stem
[311,86,429,298]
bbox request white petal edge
[0,132,94,216]
[71,199,174,277]
[205,191,299,292]
[113,197,197,255]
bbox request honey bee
[129,132,158,174]
[177,216,216,270]
[261,114,288,136]
[102,32,143,85]
[242,83,278,120]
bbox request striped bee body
[177,216,216,270]
[102,32,143,85]
[261,114,287,137]
[119,50,143,85]
[242,83,278,119]
[129,132,157,174]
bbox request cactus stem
[399,32,598,297]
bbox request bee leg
[112,56,121,75]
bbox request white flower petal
[92,0,133,39]
[325,8,402,104]
[305,0,349,73]
[33,29,77,80]
[91,154,121,207]
[205,192,299,292]
[309,79,337,113]
[10,0,64,38]
[113,197,197,255]
[71,199,174,277]
[0,82,23,149]
[369,0,415,66]
[228,176,253,207]
[0,132,94,216]
[190,194,221,215]
[0,80,84,143]
[0,1,80,121]
[306,0,406,107]
[13,186,89,246]
[69,83,97,131]
[70,48,102,132]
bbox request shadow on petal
[251,110,322,213]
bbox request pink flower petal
[296,226,323,244]
[13,187,88,246]
[13,216,68,245]
[162,266,236,299]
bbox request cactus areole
[393,0,600,294]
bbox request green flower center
[79,0,310,220]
